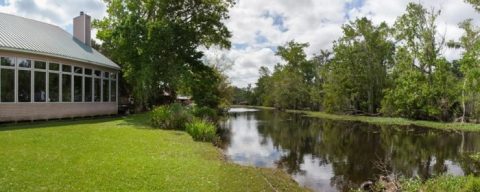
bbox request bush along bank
[150,104,219,143]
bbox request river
[219,107,480,192]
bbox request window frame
[16,58,32,103]
[48,63,60,103]
[0,55,118,104]
[73,67,83,102]
[33,60,48,103]
[0,56,16,103]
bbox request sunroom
[0,12,120,122]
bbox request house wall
[0,50,119,122]
[0,103,117,122]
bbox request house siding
[0,102,117,122]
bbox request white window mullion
[30,69,34,103]
[115,72,120,103]
[100,75,103,103]
[46,63,49,103]
[59,68,62,103]
[14,58,17,103]
[82,74,85,103]
[108,77,111,102]
[70,74,73,103]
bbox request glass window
[0,68,14,102]
[1,57,15,67]
[103,72,110,78]
[74,67,82,74]
[74,76,83,102]
[85,68,92,75]
[111,81,117,102]
[94,78,101,102]
[34,71,46,102]
[103,79,109,102]
[49,73,59,102]
[62,65,71,73]
[62,74,71,102]
[17,58,31,68]
[94,70,101,77]
[110,73,117,79]
[18,70,31,102]
[34,61,46,69]
[85,77,92,102]
[49,63,60,71]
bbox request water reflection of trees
[253,110,480,191]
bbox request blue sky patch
[262,11,288,32]
[233,43,249,50]
[65,23,73,34]
[255,32,269,44]
[0,0,6,6]
[344,0,365,19]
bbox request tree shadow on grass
[0,115,122,132]
[116,113,152,129]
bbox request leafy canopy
[95,0,234,108]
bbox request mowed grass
[234,105,480,132]
[0,114,306,192]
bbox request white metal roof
[0,12,120,70]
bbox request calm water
[219,108,480,192]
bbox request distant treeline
[234,2,480,122]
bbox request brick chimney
[73,11,91,46]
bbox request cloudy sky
[0,0,479,87]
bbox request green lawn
[0,114,306,192]
[234,105,480,132]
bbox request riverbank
[0,114,307,192]
[233,105,480,132]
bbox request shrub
[151,106,171,129]
[151,104,193,130]
[192,106,218,121]
[185,119,217,142]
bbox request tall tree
[309,50,331,111]
[382,3,459,121]
[272,41,313,110]
[451,19,480,122]
[254,66,273,106]
[323,17,394,114]
[95,0,234,109]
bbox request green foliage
[190,65,233,110]
[255,41,316,110]
[381,3,460,121]
[95,0,234,109]
[150,104,193,130]
[402,175,480,192]
[247,1,480,123]
[191,106,219,121]
[186,119,217,142]
[323,17,393,114]
[470,152,480,161]
[232,84,255,105]
[467,0,480,12]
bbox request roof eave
[0,46,121,70]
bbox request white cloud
[1,0,479,87]
[0,0,106,38]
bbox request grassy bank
[0,114,307,192]
[233,105,480,132]
[401,175,480,192]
